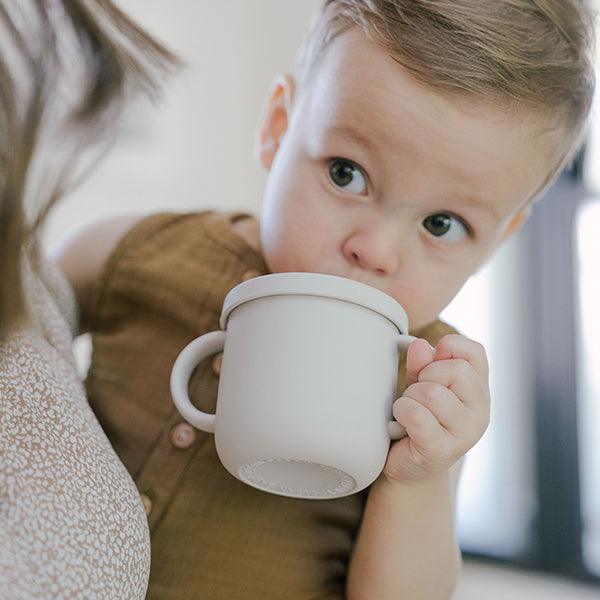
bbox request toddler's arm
[347,335,490,600]
[51,214,144,332]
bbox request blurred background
[42,2,600,598]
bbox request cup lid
[220,272,409,334]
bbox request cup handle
[388,334,418,441]
[170,330,226,433]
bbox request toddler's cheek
[261,243,303,275]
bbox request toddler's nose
[342,218,403,276]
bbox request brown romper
[86,211,457,600]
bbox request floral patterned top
[0,255,150,599]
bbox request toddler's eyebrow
[325,124,375,155]
[459,197,501,223]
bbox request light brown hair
[0,0,178,336]
[297,0,596,172]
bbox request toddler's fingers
[405,338,436,388]
[434,334,489,382]
[402,381,465,437]
[417,358,488,413]
[392,395,448,449]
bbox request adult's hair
[0,0,178,336]
[297,0,596,174]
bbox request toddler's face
[258,28,556,330]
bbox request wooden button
[240,268,262,282]
[212,352,223,376]
[169,422,197,449]
[140,493,152,516]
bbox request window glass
[442,234,537,558]
[576,200,600,576]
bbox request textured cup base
[238,458,357,499]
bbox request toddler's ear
[500,205,533,242]
[255,74,296,170]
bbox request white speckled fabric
[0,254,150,600]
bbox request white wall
[43,0,321,246]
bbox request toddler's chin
[408,314,438,332]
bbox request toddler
[55,1,595,598]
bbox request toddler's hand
[384,334,490,483]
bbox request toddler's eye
[329,159,367,194]
[422,213,469,242]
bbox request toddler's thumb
[405,338,436,388]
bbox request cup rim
[220,272,409,333]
